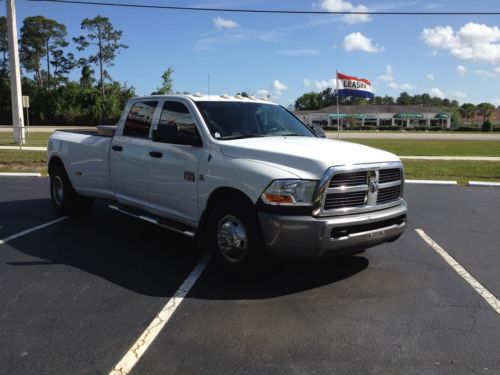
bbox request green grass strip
[347,139,500,157]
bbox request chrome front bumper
[258,201,407,257]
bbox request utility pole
[6,0,25,145]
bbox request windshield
[195,101,315,140]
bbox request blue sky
[5,0,500,106]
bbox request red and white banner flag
[337,72,374,99]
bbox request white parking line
[468,181,500,187]
[415,229,500,315]
[405,179,457,185]
[0,172,42,177]
[0,217,68,246]
[109,254,211,375]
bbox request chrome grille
[377,185,401,204]
[329,171,367,188]
[324,191,366,210]
[318,164,404,216]
[379,168,401,184]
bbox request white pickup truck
[48,94,407,271]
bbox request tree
[319,87,336,107]
[459,103,476,119]
[79,65,95,89]
[476,102,495,122]
[20,16,69,89]
[294,92,322,110]
[0,17,8,76]
[152,67,174,95]
[74,16,128,99]
[396,92,412,105]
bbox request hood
[219,136,400,179]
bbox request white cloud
[456,65,467,76]
[426,87,445,98]
[451,90,467,99]
[421,26,459,49]
[422,23,500,64]
[303,78,336,91]
[272,80,288,91]
[343,32,383,53]
[213,16,239,29]
[389,82,416,90]
[378,65,393,81]
[277,49,320,56]
[256,89,271,99]
[492,99,500,106]
[496,67,500,73]
[473,69,497,78]
[319,0,371,24]
[426,73,435,81]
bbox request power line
[28,0,500,16]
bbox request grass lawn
[346,139,500,157]
[0,150,47,175]
[403,160,500,184]
[0,132,50,147]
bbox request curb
[468,181,500,187]
[400,156,500,161]
[0,172,42,177]
[405,179,457,185]
[0,146,47,151]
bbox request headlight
[261,180,318,206]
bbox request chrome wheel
[52,176,64,206]
[217,215,248,263]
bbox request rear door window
[123,101,158,138]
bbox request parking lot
[1,177,499,375]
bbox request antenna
[208,74,211,100]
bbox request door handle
[112,145,123,152]
[149,151,163,158]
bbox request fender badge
[184,171,195,182]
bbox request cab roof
[133,94,278,105]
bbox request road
[327,131,500,140]
[0,177,499,374]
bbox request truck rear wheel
[208,198,267,274]
[50,164,93,216]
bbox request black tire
[207,197,268,275]
[50,164,93,216]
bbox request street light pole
[6,0,25,145]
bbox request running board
[108,204,196,238]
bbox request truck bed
[49,129,114,199]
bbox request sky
[5,0,500,107]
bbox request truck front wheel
[50,164,93,216]
[208,198,267,274]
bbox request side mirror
[311,125,326,138]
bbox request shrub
[454,126,480,132]
[482,120,492,132]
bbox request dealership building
[294,105,452,129]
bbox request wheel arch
[48,155,65,176]
[197,187,256,246]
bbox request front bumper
[258,201,407,257]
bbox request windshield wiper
[277,133,304,136]
[218,134,263,140]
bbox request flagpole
[336,69,340,139]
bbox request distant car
[47,94,407,272]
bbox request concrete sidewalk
[0,146,47,151]
[400,156,500,161]
[327,132,500,140]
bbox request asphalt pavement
[0,177,499,375]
